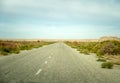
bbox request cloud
[1,0,120,19]
[0,0,120,27]
[0,0,120,38]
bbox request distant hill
[0,36,119,42]
[99,36,120,41]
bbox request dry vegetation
[65,40,120,69]
[0,40,54,55]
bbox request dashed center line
[35,69,42,75]
[35,58,50,75]
[45,61,48,64]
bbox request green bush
[13,50,20,54]
[96,50,104,57]
[1,47,11,53]
[0,52,9,55]
[101,62,113,69]
[97,58,106,62]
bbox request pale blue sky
[0,0,120,39]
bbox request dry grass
[104,55,120,65]
[0,40,55,55]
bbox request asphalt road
[0,43,120,83]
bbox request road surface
[0,43,120,83]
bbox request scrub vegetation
[65,40,120,69]
[101,62,113,69]
[0,40,54,55]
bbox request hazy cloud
[0,0,120,38]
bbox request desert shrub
[72,41,79,46]
[96,49,104,57]
[101,41,120,55]
[94,41,120,56]
[0,40,54,55]
[113,46,120,54]
[65,40,120,56]
[20,45,32,50]
[80,49,90,55]
[97,58,106,62]
[101,62,113,69]
[102,42,115,55]
[0,42,20,55]
[0,52,8,55]
[1,47,11,53]
[92,43,102,53]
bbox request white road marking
[35,69,42,75]
[45,61,48,64]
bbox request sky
[0,0,120,39]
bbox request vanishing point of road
[0,43,120,83]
